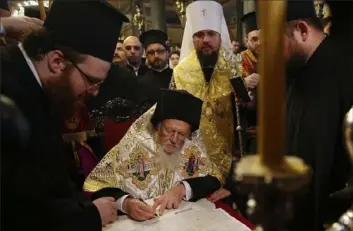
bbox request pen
[139,198,148,205]
[139,199,159,217]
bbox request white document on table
[103,199,251,231]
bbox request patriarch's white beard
[157,145,184,169]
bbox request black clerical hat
[151,90,203,132]
[44,0,129,62]
[241,12,258,34]
[24,6,49,19]
[139,30,168,49]
[287,0,316,22]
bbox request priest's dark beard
[43,69,79,121]
[149,58,168,70]
[285,51,307,84]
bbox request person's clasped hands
[123,198,156,221]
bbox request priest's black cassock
[285,3,353,229]
[1,1,129,230]
[137,67,173,111]
[286,36,352,231]
[86,63,146,114]
[136,30,174,113]
[126,61,150,77]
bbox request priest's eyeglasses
[146,49,166,57]
[70,60,104,90]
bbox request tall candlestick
[234,2,311,229]
[258,0,286,168]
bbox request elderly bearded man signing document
[84,90,223,221]
[170,1,234,180]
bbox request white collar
[18,43,43,88]
[127,62,140,71]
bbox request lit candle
[258,0,286,168]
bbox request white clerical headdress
[180,0,232,60]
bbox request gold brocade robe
[83,106,223,199]
[240,49,258,77]
[170,48,234,178]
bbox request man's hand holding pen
[123,198,156,221]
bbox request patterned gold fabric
[171,48,233,178]
[84,106,224,199]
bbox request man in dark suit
[1,1,130,231]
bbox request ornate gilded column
[150,0,167,32]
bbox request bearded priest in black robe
[284,1,353,230]
[1,1,130,230]
[137,30,174,114]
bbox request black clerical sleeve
[184,175,221,201]
[91,187,128,201]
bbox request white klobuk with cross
[179,0,232,60]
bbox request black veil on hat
[151,90,203,132]
[44,0,129,62]
[241,12,258,34]
[286,0,317,22]
[139,30,168,49]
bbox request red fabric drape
[104,119,135,151]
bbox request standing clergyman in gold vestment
[84,90,223,221]
[170,1,234,179]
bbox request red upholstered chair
[104,119,135,151]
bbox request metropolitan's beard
[43,69,78,121]
[148,58,168,70]
[196,49,219,68]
